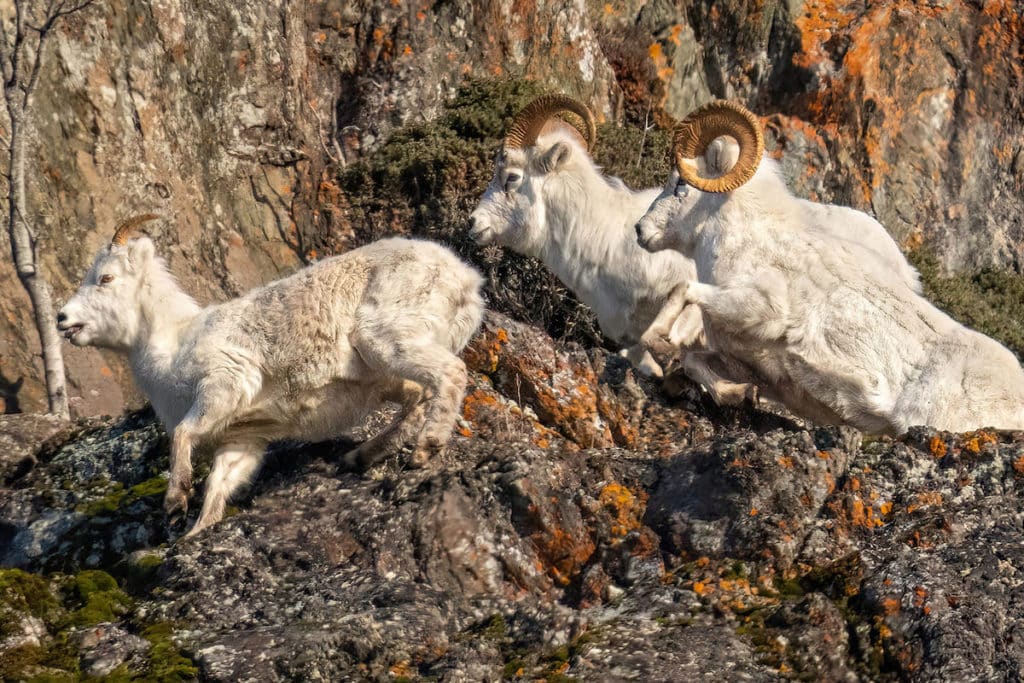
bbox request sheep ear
[127,236,156,265]
[535,141,572,174]
[705,137,741,177]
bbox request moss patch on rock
[0,569,62,635]
[0,568,195,682]
[66,570,133,626]
[75,476,167,517]
[140,622,199,682]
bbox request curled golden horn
[111,214,160,247]
[504,95,597,151]
[673,100,764,193]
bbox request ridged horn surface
[111,214,160,246]
[673,100,764,193]
[503,95,596,151]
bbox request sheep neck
[540,175,662,297]
[129,260,202,374]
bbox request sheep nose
[56,311,67,325]
[634,222,643,241]
[468,215,478,232]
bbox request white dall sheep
[636,101,1024,434]
[468,95,707,378]
[58,217,484,536]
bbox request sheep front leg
[352,327,468,468]
[342,380,426,470]
[165,426,195,523]
[683,274,789,344]
[166,372,255,526]
[681,351,759,406]
[640,284,689,370]
[621,345,662,378]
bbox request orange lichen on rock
[929,436,948,459]
[461,389,498,423]
[960,430,997,454]
[907,491,943,513]
[462,328,509,374]
[599,482,648,539]
[532,525,596,587]
[1013,455,1024,476]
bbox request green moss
[548,645,570,663]
[0,643,46,681]
[479,614,508,640]
[0,569,61,630]
[911,248,1024,359]
[67,570,132,627]
[502,658,526,678]
[76,476,167,517]
[36,630,80,679]
[141,622,198,682]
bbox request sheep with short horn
[468,94,712,380]
[59,220,484,536]
[636,101,1024,433]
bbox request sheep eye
[504,173,522,192]
[99,274,115,285]
[674,180,688,198]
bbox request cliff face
[0,0,1021,416]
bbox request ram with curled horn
[469,93,744,394]
[635,100,1024,434]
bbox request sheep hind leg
[342,380,425,470]
[185,441,265,538]
[352,326,469,469]
[410,357,468,467]
[682,351,758,407]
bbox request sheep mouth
[60,324,85,341]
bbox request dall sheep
[58,217,484,536]
[468,95,707,378]
[636,101,1024,434]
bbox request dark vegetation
[910,249,1024,360]
[335,77,670,350]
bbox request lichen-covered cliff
[3,1,1024,679]
[0,0,1022,415]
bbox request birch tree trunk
[0,0,92,420]
[5,107,69,418]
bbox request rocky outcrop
[3,311,1024,680]
[2,0,1022,416]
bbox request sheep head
[468,95,598,253]
[636,101,764,254]
[58,214,161,350]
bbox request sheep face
[58,238,156,350]
[636,137,742,257]
[469,140,577,255]
[635,170,699,255]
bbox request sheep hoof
[163,487,189,518]
[745,384,760,407]
[407,440,441,468]
[340,445,372,471]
